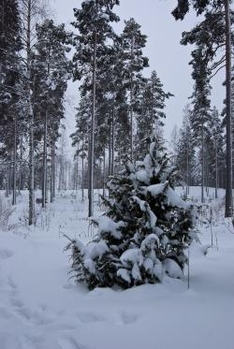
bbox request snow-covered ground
[0,188,233,349]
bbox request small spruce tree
[67,137,197,290]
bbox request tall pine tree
[72,0,120,217]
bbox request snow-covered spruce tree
[67,138,197,290]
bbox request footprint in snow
[8,276,17,290]
[120,312,138,325]
[58,336,92,349]
[11,297,24,308]
[76,311,107,324]
[16,306,55,325]
[0,307,16,321]
[7,276,18,297]
[0,249,13,259]
[0,334,33,349]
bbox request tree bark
[50,139,56,202]
[88,29,97,217]
[26,0,35,225]
[215,137,218,199]
[201,113,205,203]
[81,153,85,202]
[102,148,106,198]
[224,0,233,217]
[12,116,17,205]
[130,37,134,162]
[42,109,48,208]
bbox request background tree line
[0,0,233,223]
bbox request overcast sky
[51,0,225,142]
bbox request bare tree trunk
[201,114,205,203]
[5,164,10,198]
[88,29,97,217]
[215,137,218,199]
[23,0,36,225]
[27,0,35,226]
[42,109,48,208]
[12,116,17,205]
[81,153,85,202]
[28,97,35,225]
[224,0,233,217]
[102,148,106,198]
[186,148,189,197]
[111,108,115,175]
[18,135,23,193]
[50,139,56,202]
[130,37,134,163]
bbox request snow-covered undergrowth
[0,188,233,349]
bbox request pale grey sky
[51,0,225,142]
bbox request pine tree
[72,0,120,217]
[33,19,71,206]
[172,0,233,216]
[135,70,173,159]
[0,0,22,205]
[205,107,225,196]
[18,0,49,224]
[120,18,149,161]
[176,106,196,195]
[67,138,197,290]
[0,0,21,108]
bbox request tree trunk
[130,37,135,163]
[81,153,85,202]
[18,135,23,193]
[12,116,17,205]
[88,29,97,217]
[5,164,10,198]
[186,147,189,197]
[50,139,56,202]
[28,97,35,225]
[42,109,48,208]
[108,120,112,177]
[102,148,106,198]
[111,108,115,175]
[215,137,218,199]
[201,114,205,203]
[224,0,233,217]
[25,0,35,225]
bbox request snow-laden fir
[67,139,198,289]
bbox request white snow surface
[0,188,233,349]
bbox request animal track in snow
[58,336,92,349]
[76,311,107,324]
[11,297,24,308]
[16,306,55,325]
[120,312,138,325]
[0,307,15,320]
[0,249,13,259]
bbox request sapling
[66,137,198,289]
